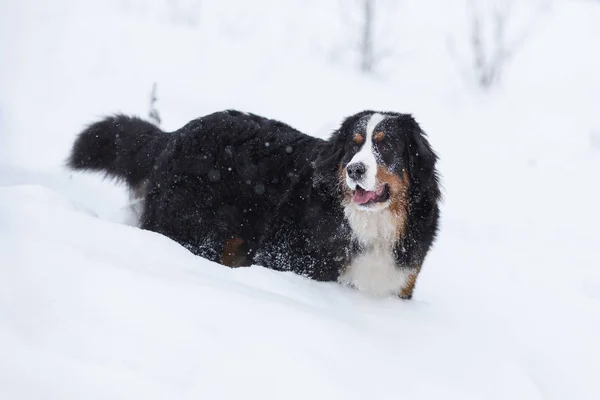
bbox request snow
[1,0,600,399]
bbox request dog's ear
[312,132,346,190]
[406,117,439,189]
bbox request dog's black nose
[347,162,366,181]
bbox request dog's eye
[352,145,359,152]
[376,140,393,158]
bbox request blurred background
[1,0,598,163]
[1,0,599,236]
[2,0,600,270]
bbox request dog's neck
[343,205,400,246]
[339,205,410,297]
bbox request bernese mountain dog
[68,110,440,299]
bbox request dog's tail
[67,115,169,189]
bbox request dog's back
[68,110,326,266]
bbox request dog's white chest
[339,206,409,296]
[338,245,409,297]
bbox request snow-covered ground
[1,0,600,399]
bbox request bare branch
[360,0,375,73]
[451,0,547,90]
[148,82,161,127]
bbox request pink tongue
[353,189,377,204]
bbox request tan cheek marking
[373,131,385,142]
[353,133,364,144]
[376,167,410,240]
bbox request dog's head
[315,111,438,217]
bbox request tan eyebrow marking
[353,133,364,144]
[373,131,385,142]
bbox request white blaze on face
[346,113,386,191]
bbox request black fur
[68,110,440,296]
[68,115,169,189]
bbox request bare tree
[148,82,161,127]
[470,0,514,88]
[335,0,401,75]
[168,0,201,26]
[448,0,547,90]
[360,0,375,73]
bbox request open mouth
[352,184,390,206]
